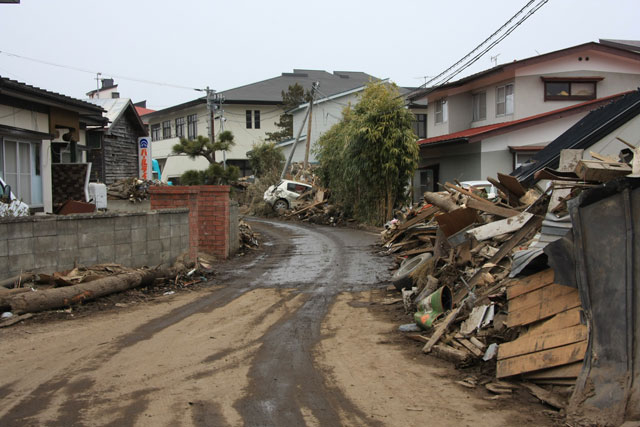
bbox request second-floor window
[175,117,185,138]
[254,110,260,129]
[412,113,427,138]
[496,83,514,116]
[246,110,252,129]
[435,99,448,124]
[472,92,486,121]
[151,124,160,141]
[187,114,198,139]
[162,120,171,139]
[543,77,600,101]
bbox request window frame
[434,99,448,124]
[150,124,161,141]
[412,113,427,138]
[0,138,42,206]
[496,83,514,117]
[472,92,487,122]
[254,110,260,129]
[187,114,198,139]
[542,77,602,101]
[175,117,185,138]
[162,120,171,139]
[246,110,252,129]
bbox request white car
[460,180,498,200]
[0,176,30,217]
[263,179,313,212]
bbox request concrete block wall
[0,210,189,281]
[149,185,234,259]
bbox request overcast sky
[1,0,638,110]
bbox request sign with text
[138,137,152,180]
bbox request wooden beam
[397,205,439,231]
[466,212,533,241]
[498,324,587,360]
[465,197,520,218]
[422,306,462,353]
[497,341,587,378]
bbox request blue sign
[139,138,149,148]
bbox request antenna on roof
[490,54,501,67]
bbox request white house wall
[0,105,48,133]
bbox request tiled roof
[417,91,633,146]
[135,106,155,116]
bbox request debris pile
[285,188,347,226]
[239,220,260,251]
[107,177,163,202]
[384,150,637,410]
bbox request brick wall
[149,185,233,259]
[0,209,189,281]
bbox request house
[143,70,377,183]
[0,76,106,213]
[512,89,640,186]
[86,98,148,185]
[277,82,422,164]
[407,41,640,201]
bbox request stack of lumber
[107,177,161,202]
[286,189,347,226]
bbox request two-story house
[407,42,640,200]
[143,70,377,183]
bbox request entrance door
[414,164,439,202]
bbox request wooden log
[431,344,471,364]
[0,273,36,289]
[423,191,458,213]
[0,287,32,308]
[6,269,177,314]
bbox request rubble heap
[107,177,163,202]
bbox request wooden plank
[431,343,471,364]
[574,159,631,182]
[507,269,555,300]
[397,205,439,231]
[487,176,520,206]
[509,283,577,313]
[498,324,587,360]
[525,307,582,337]
[422,306,462,353]
[456,337,485,358]
[497,173,526,197]
[496,341,587,378]
[444,182,493,204]
[523,362,583,380]
[435,207,479,237]
[522,382,566,409]
[507,291,581,328]
[465,197,520,218]
[466,212,533,241]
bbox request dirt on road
[0,219,553,426]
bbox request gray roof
[87,97,147,135]
[599,39,640,52]
[219,70,379,103]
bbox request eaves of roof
[417,91,632,148]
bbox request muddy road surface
[0,219,552,426]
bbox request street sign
[138,137,152,180]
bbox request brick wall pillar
[149,185,231,259]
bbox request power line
[0,49,203,92]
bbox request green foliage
[265,83,311,143]
[313,82,419,225]
[180,164,240,186]
[247,141,285,177]
[172,131,236,164]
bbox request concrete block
[146,213,159,229]
[7,222,33,239]
[75,219,98,234]
[34,236,57,254]
[97,245,115,263]
[158,226,171,239]
[114,216,132,230]
[170,237,182,257]
[131,228,147,243]
[160,251,171,266]
[170,225,182,238]
[180,224,189,238]
[131,254,150,267]
[159,214,171,227]
[146,252,162,267]
[57,249,78,266]
[56,220,78,235]
[90,217,115,233]
[114,229,131,245]
[78,233,98,248]
[78,247,98,265]
[160,238,171,252]
[130,215,147,229]
[131,241,147,256]
[94,231,115,246]
[0,223,7,239]
[147,239,162,255]
[0,240,7,257]
[115,243,132,259]
[8,237,34,256]
[33,220,57,237]
[34,252,58,269]
[58,234,78,251]
[8,253,35,273]
[0,256,7,276]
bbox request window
[246,110,252,129]
[151,124,160,141]
[435,99,448,124]
[162,120,171,139]
[0,139,42,205]
[542,77,600,101]
[412,114,427,138]
[254,110,260,129]
[187,114,198,139]
[496,83,514,116]
[472,92,487,121]
[175,117,185,138]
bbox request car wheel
[392,253,433,291]
[273,198,289,213]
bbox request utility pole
[303,82,318,169]
[205,86,216,162]
[214,93,227,169]
[281,81,318,180]
[94,72,102,99]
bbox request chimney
[101,78,114,89]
